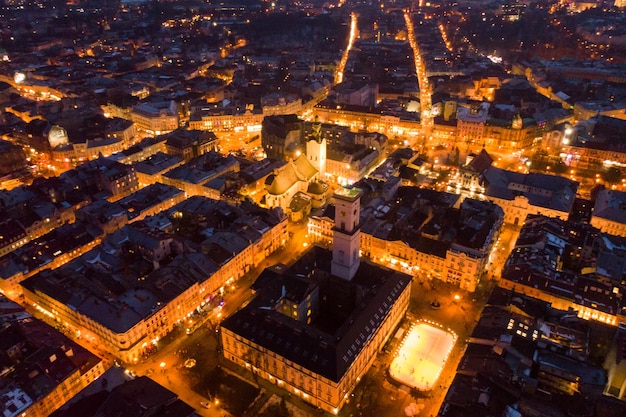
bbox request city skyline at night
[1,1,626,417]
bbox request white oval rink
[389,321,456,391]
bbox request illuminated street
[404,10,433,149]
[335,13,358,85]
[122,221,311,416]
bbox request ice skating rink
[389,322,456,391]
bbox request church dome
[307,181,327,195]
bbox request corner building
[220,188,411,414]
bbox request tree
[602,167,622,187]
[552,161,567,175]
[258,397,291,417]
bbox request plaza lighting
[389,321,457,391]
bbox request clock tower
[331,187,363,281]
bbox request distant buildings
[332,82,378,107]
[188,104,264,133]
[314,102,420,137]
[130,100,179,135]
[51,117,136,167]
[261,93,303,116]
[163,129,219,162]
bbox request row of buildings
[0,182,185,298]
[309,181,503,293]
[13,195,287,364]
[0,157,139,260]
[500,214,626,326]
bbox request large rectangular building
[222,188,411,414]
[221,248,411,414]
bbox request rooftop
[221,246,411,382]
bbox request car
[200,401,211,409]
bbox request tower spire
[307,116,326,177]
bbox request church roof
[267,164,299,195]
[293,154,318,180]
[266,155,317,195]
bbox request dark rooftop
[221,246,411,382]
